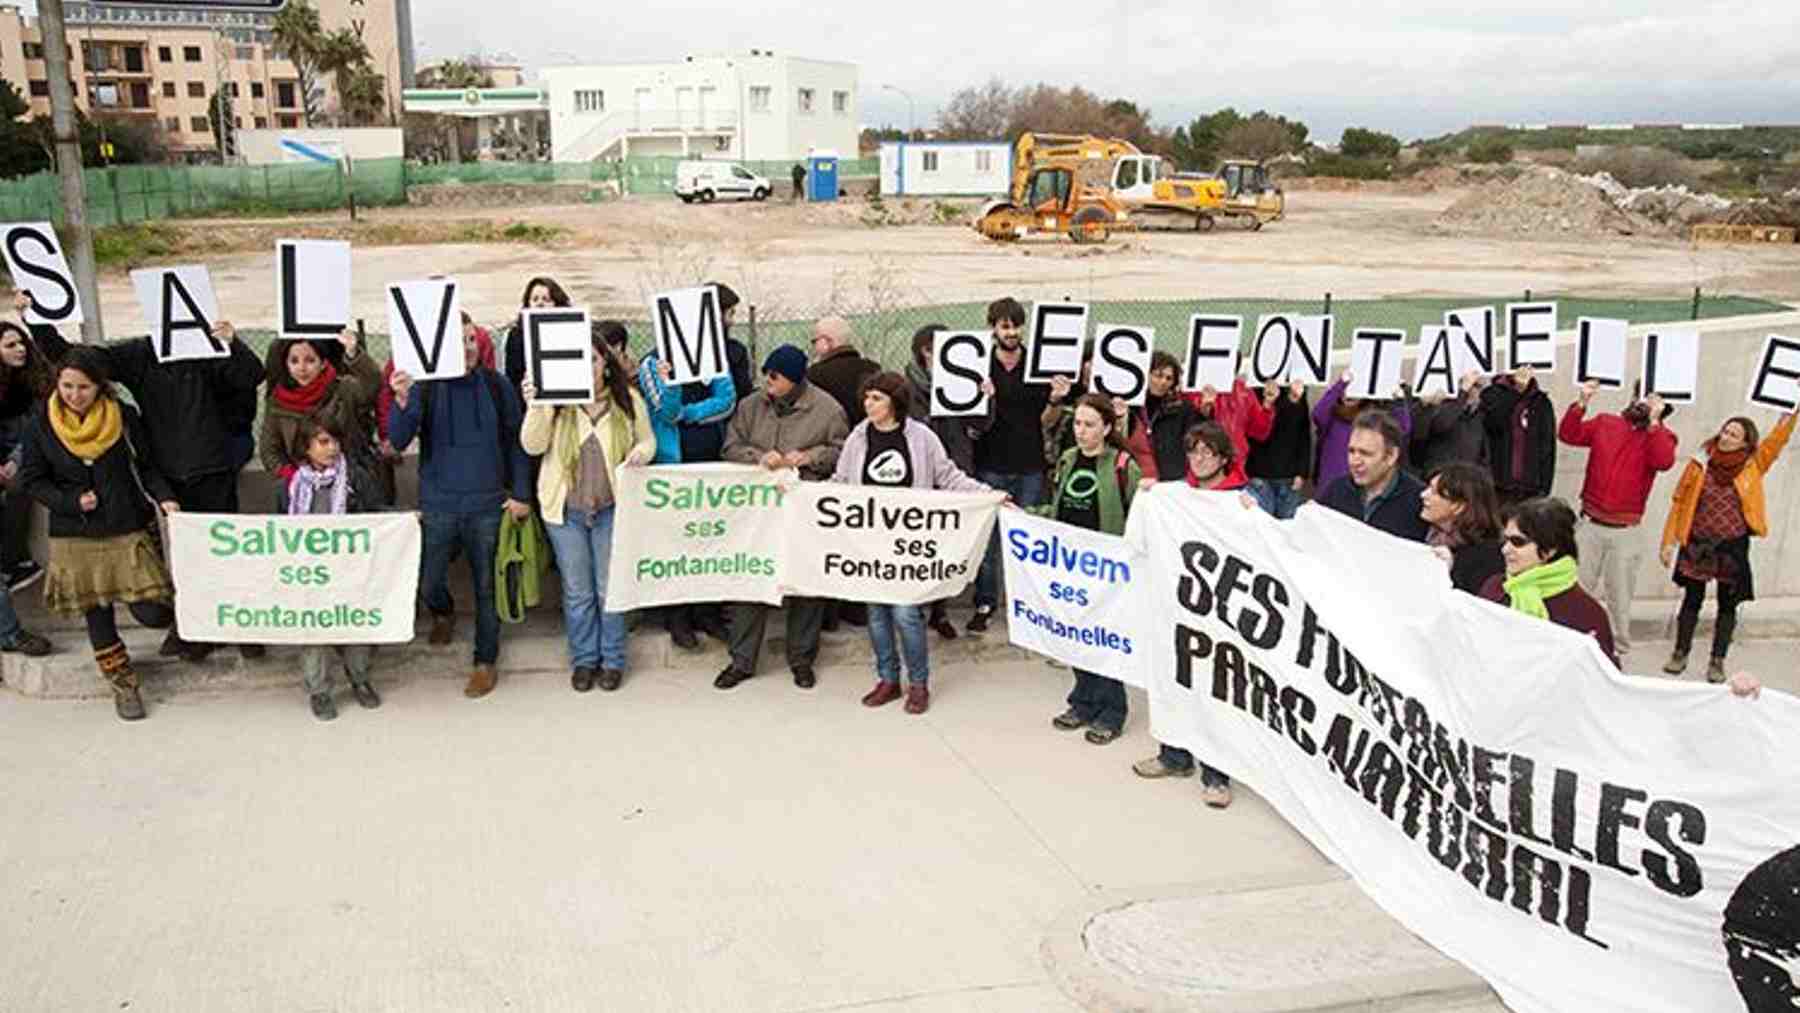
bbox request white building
[879,141,1012,196]
[542,51,858,164]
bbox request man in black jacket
[1480,365,1557,506]
[1410,370,1488,478]
[807,316,879,427]
[1317,410,1428,542]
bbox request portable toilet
[806,153,839,201]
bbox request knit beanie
[763,345,808,385]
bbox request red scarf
[1706,444,1752,484]
[273,361,338,414]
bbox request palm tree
[340,67,387,127]
[315,29,372,127]
[270,0,325,126]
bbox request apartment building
[0,0,415,160]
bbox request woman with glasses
[1480,497,1618,668]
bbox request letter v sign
[387,280,464,379]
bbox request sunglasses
[1504,534,1534,548]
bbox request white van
[675,161,771,203]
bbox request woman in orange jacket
[1659,410,1797,681]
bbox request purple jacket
[832,418,990,492]
[1312,378,1413,490]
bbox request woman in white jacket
[831,372,990,714]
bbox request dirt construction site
[74,175,1800,341]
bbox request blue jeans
[1068,668,1127,733]
[544,506,627,671]
[0,582,21,646]
[868,604,929,685]
[973,470,1046,610]
[420,509,503,665]
[1248,478,1305,520]
[1159,744,1230,787]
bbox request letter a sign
[651,285,727,385]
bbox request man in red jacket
[1185,378,1274,488]
[1558,381,1678,661]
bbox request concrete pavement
[2,621,1793,1012]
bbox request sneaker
[1051,708,1088,731]
[114,685,146,722]
[1202,783,1234,809]
[793,666,817,690]
[966,606,993,634]
[6,561,42,593]
[1706,658,1727,684]
[1,629,52,657]
[309,692,338,721]
[714,665,753,690]
[1662,651,1688,675]
[350,681,382,709]
[1085,726,1121,745]
[1133,756,1196,779]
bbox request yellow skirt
[45,531,173,616]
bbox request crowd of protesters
[0,289,1782,772]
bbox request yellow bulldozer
[973,133,1285,243]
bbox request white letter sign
[1026,301,1089,383]
[1289,315,1333,385]
[1347,329,1406,399]
[1575,318,1629,389]
[1249,315,1295,384]
[1,222,82,326]
[651,285,727,385]
[276,239,351,340]
[1642,329,1700,404]
[1412,326,1462,400]
[523,307,594,405]
[386,279,465,382]
[131,266,225,362]
[1089,324,1153,406]
[1748,334,1800,412]
[930,330,991,418]
[1183,315,1241,392]
[1444,306,1496,374]
[1506,302,1558,371]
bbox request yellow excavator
[973,133,1284,242]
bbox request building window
[278,113,299,128]
[975,149,992,172]
[27,80,48,97]
[748,85,770,112]
[130,82,150,108]
[833,90,848,114]
[228,82,240,97]
[84,43,112,71]
[254,116,267,129]
[124,47,144,73]
[187,82,204,98]
[158,45,172,63]
[922,150,939,172]
[191,115,209,132]
[183,45,202,62]
[23,43,43,60]
[574,89,604,114]
[234,45,255,61]
[250,81,264,99]
[234,116,243,128]
[275,81,296,108]
[796,87,814,114]
[164,116,180,133]
[162,81,176,97]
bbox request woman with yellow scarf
[17,347,181,720]
[519,322,655,694]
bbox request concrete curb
[1040,869,1497,1013]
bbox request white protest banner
[1183,315,1241,392]
[1411,326,1465,400]
[386,279,465,381]
[1444,306,1497,374]
[1575,317,1629,388]
[1506,301,1558,371]
[1,222,82,326]
[1249,315,1297,385]
[1089,324,1154,405]
[779,483,1002,605]
[276,239,351,340]
[131,266,226,362]
[930,330,990,418]
[605,463,792,609]
[1642,328,1700,404]
[1747,334,1800,412]
[651,285,728,385]
[522,307,594,405]
[1000,510,1146,687]
[1346,329,1406,399]
[1127,489,1800,1013]
[1289,314,1333,385]
[168,512,419,644]
[1025,301,1089,383]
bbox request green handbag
[495,508,549,624]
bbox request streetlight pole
[881,83,914,138]
[37,0,103,341]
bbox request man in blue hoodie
[388,330,532,699]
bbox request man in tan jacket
[717,345,849,690]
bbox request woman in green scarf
[1480,497,1619,668]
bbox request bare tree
[1221,119,1296,162]
[936,78,1012,140]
